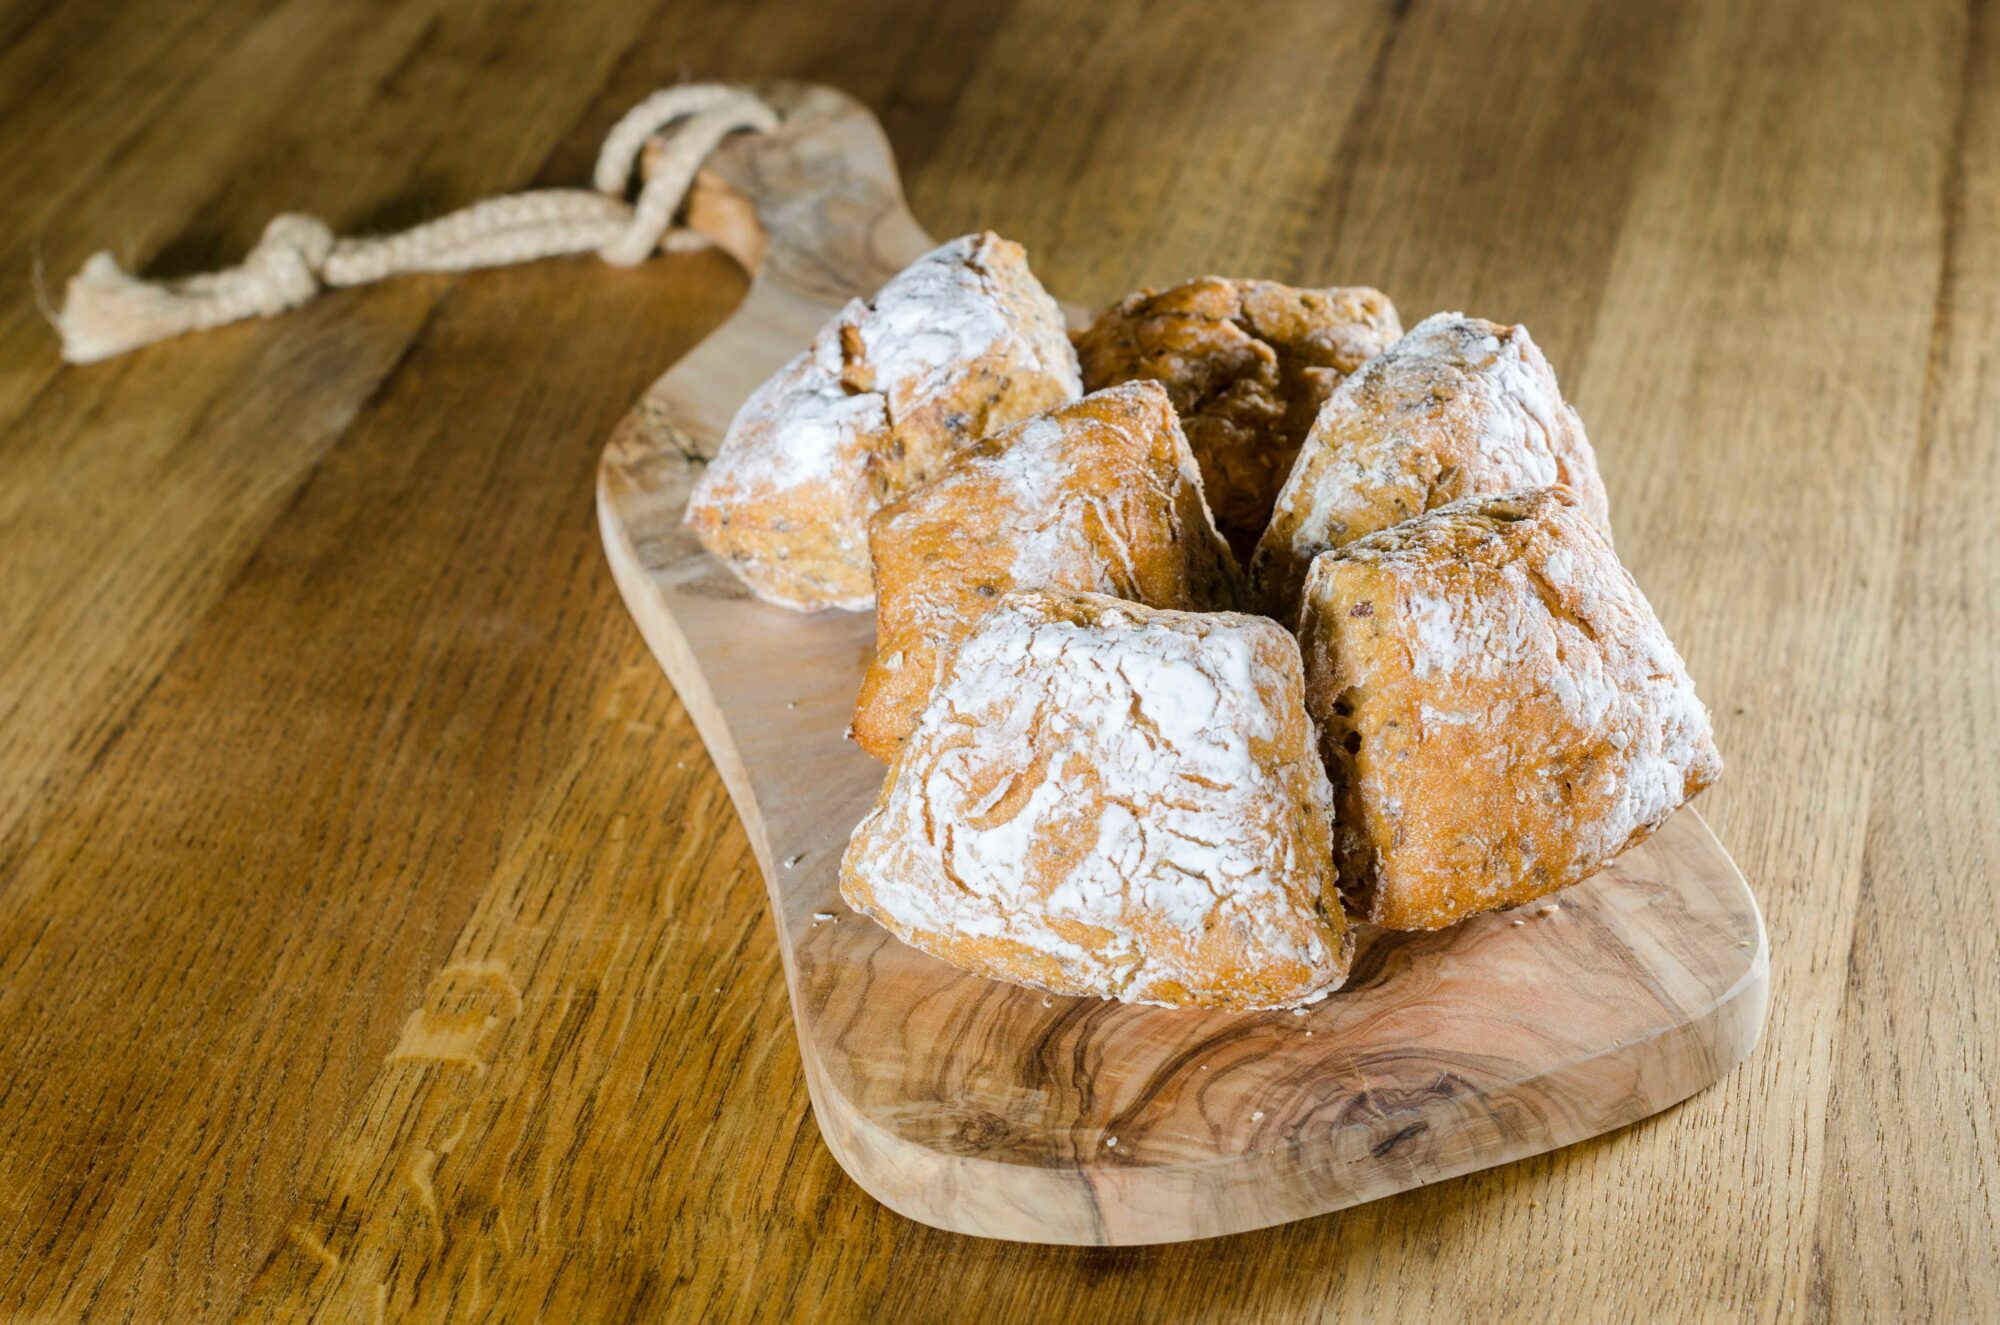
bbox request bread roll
[686,232,1079,611]
[842,588,1351,1010]
[1296,486,1719,930]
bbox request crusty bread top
[1253,312,1609,624]
[841,588,1350,1011]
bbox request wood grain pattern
[0,0,1994,1316]
[595,83,1767,1245]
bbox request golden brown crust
[1073,277,1401,559]
[685,232,1079,612]
[1296,486,1720,930]
[1251,312,1610,625]
[842,589,1351,1010]
[851,382,1238,761]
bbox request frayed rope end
[54,252,189,365]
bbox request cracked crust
[1296,486,1720,930]
[850,382,1239,762]
[1251,312,1610,625]
[841,588,1351,1010]
[685,232,1080,612]
[1074,277,1401,560]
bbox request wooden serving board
[596,83,1768,1245]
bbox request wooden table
[1,0,1992,1319]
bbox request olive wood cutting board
[596,82,1769,1245]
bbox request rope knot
[241,214,337,313]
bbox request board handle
[693,86,938,314]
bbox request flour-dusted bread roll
[1296,486,1719,931]
[1251,312,1609,624]
[1074,277,1401,559]
[842,588,1351,1010]
[685,232,1080,611]
[850,381,1238,762]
